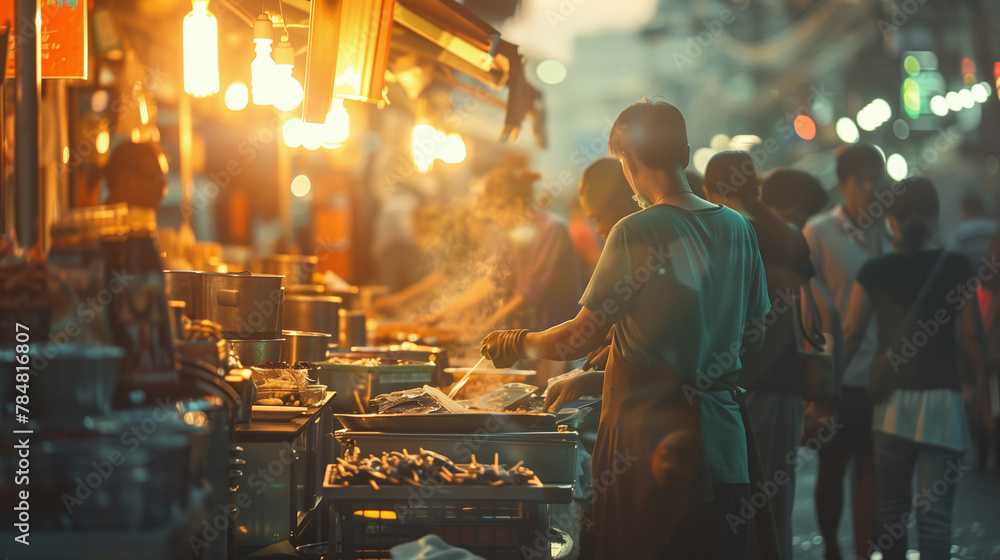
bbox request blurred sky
[498,0,658,61]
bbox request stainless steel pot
[165,271,284,340]
[229,338,284,366]
[281,330,333,363]
[250,254,318,286]
[282,294,342,339]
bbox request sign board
[3,0,88,80]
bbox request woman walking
[841,177,988,560]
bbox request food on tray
[471,383,538,412]
[327,356,413,366]
[326,447,543,489]
[371,388,443,414]
[251,362,313,406]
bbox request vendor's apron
[591,339,781,559]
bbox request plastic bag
[541,369,588,397]
[371,387,444,414]
[471,383,538,412]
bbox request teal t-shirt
[580,204,770,484]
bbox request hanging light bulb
[183,0,220,97]
[322,99,350,148]
[272,32,303,112]
[439,133,466,164]
[283,118,303,148]
[251,14,276,105]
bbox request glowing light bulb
[283,118,303,148]
[225,82,249,111]
[412,123,438,172]
[251,14,275,106]
[290,175,311,197]
[322,100,350,148]
[272,33,303,112]
[183,0,219,97]
[929,95,948,116]
[886,154,908,181]
[439,133,467,164]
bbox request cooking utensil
[229,338,284,366]
[448,356,485,400]
[249,254,318,286]
[283,294,343,338]
[281,330,333,363]
[165,271,285,339]
[340,309,368,348]
[312,360,435,413]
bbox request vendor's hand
[480,329,528,369]
[582,345,611,372]
[544,371,604,413]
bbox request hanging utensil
[447,356,486,400]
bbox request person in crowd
[685,169,706,200]
[702,151,815,560]
[803,144,892,560]
[973,229,1000,472]
[946,189,997,266]
[568,197,603,279]
[481,100,776,559]
[761,168,830,229]
[762,167,847,471]
[426,165,581,334]
[103,141,168,209]
[575,158,641,373]
[841,177,987,560]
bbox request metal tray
[322,471,573,504]
[312,361,435,413]
[335,412,554,433]
[334,429,579,485]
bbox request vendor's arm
[373,268,447,315]
[424,276,494,324]
[524,306,613,361]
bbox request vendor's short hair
[761,169,828,218]
[608,99,688,170]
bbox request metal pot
[282,294,342,339]
[229,338,284,367]
[249,254,318,286]
[0,345,123,419]
[281,330,333,363]
[165,271,285,340]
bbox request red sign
[3,0,88,80]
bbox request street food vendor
[481,100,777,559]
[103,141,168,209]
[424,165,581,334]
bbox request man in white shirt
[803,144,892,560]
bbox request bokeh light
[710,134,731,151]
[225,82,249,111]
[835,117,859,144]
[892,119,910,140]
[946,92,962,112]
[903,55,920,76]
[929,96,948,116]
[536,60,568,85]
[793,115,816,140]
[959,89,975,109]
[290,174,311,197]
[971,83,989,103]
[887,154,908,181]
[693,147,714,174]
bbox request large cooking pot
[165,271,284,340]
[249,254,318,286]
[281,330,333,363]
[282,294,342,339]
[230,338,284,366]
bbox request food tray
[334,429,579,485]
[322,476,574,502]
[335,412,554,433]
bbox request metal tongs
[447,356,486,400]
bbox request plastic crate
[324,484,571,560]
